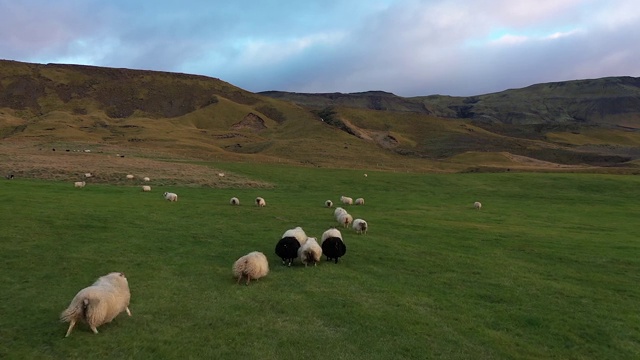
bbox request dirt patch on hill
[230,113,267,132]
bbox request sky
[1,0,639,97]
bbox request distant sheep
[352,219,368,235]
[321,228,347,264]
[281,226,308,246]
[143,177,150,182]
[233,251,269,285]
[337,212,353,228]
[334,207,347,219]
[230,197,240,205]
[142,185,151,192]
[298,237,322,267]
[355,198,365,205]
[325,200,333,208]
[275,236,301,266]
[340,196,353,205]
[60,272,131,337]
[364,173,368,177]
[84,173,92,178]
[163,192,178,202]
[74,181,86,188]
[126,174,134,180]
[255,197,266,207]
[5,174,14,180]
[474,201,482,210]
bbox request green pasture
[1,165,639,359]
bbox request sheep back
[275,237,301,266]
[355,198,365,205]
[474,201,482,210]
[352,219,368,234]
[281,226,308,246]
[233,251,269,285]
[340,196,353,205]
[298,237,322,266]
[255,197,266,207]
[321,237,347,264]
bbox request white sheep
[334,207,347,219]
[230,197,240,205]
[325,200,333,208]
[474,201,482,210]
[141,185,151,192]
[60,272,131,337]
[84,173,92,178]
[340,196,353,205]
[352,219,368,235]
[163,192,178,202]
[355,197,365,205]
[255,197,266,207]
[143,177,150,182]
[337,212,353,228]
[281,226,308,246]
[126,174,134,180]
[233,251,269,285]
[321,228,347,263]
[364,173,368,177]
[298,237,322,267]
[74,181,86,188]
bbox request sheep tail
[60,299,84,323]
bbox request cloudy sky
[1,0,639,96]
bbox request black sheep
[321,237,347,264]
[275,236,301,266]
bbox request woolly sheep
[230,197,240,205]
[74,181,86,188]
[354,198,365,205]
[255,197,266,207]
[142,185,151,192]
[163,192,178,202]
[60,272,131,337]
[298,237,322,267]
[352,219,368,235]
[364,173,368,177]
[474,201,482,210]
[275,236,301,266]
[84,173,92,178]
[232,251,269,285]
[337,212,353,228]
[321,228,347,264]
[143,177,150,182]
[340,196,353,205]
[281,226,308,246]
[334,207,347,219]
[325,200,333,208]
[126,174,134,180]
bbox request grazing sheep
[233,251,269,285]
[218,173,225,177]
[230,197,240,205]
[275,237,301,266]
[340,196,353,205]
[143,177,150,182]
[352,219,368,235]
[126,174,134,180]
[84,173,92,178]
[255,197,266,207]
[6,174,14,179]
[142,185,151,192]
[74,181,86,188]
[364,173,368,177]
[163,192,178,202]
[474,201,482,210]
[321,228,347,264]
[281,226,308,246]
[334,207,347,219]
[325,200,333,208]
[298,237,322,267]
[60,272,132,337]
[355,198,365,205]
[337,212,353,228]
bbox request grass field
[1,164,639,359]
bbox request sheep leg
[126,307,132,316]
[91,326,99,334]
[245,274,251,286]
[64,319,77,337]
[236,276,242,285]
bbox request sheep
[340,196,353,205]
[163,192,178,202]
[230,197,240,205]
[218,173,225,177]
[321,228,347,264]
[355,198,365,205]
[325,200,333,208]
[337,212,353,228]
[60,272,131,337]
[364,173,368,177]
[126,174,134,180]
[142,185,151,192]
[298,237,322,267]
[143,177,150,182]
[352,219,368,235]
[474,201,482,210]
[232,251,269,285]
[5,174,14,179]
[281,226,308,246]
[84,173,92,178]
[74,181,86,188]
[255,197,266,207]
[334,207,347,219]
[275,236,301,266]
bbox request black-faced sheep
[233,251,269,285]
[230,197,240,205]
[325,200,333,208]
[321,228,347,264]
[352,218,368,235]
[256,197,266,207]
[60,272,132,337]
[275,237,301,266]
[163,192,178,201]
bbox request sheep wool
[337,212,353,228]
[74,181,86,188]
[354,198,365,205]
[230,197,240,205]
[298,237,322,267]
[474,201,482,210]
[233,251,269,285]
[340,196,353,205]
[143,177,150,182]
[321,228,347,264]
[325,200,333,208]
[60,272,132,337]
[334,207,347,219]
[255,197,266,207]
[126,174,134,180]
[352,219,368,235]
[275,236,301,266]
[142,185,151,192]
[281,226,308,246]
[163,192,178,202]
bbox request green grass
[1,165,639,359]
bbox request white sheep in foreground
[255,197,266,207]
[143,177,150,182]
[163,192,178,202]
[355,197,365,205]
[298,237,322,267]
[474,201,482,210]
[340,196,353,205]
[126,174,134,180]
[230,197,240,205]
[60,272,131,337]
[352,219,368,235]
[74,181,86,188]
[325,200,333,208]
[281,226,308,246]
[142,185,151,192]
[337,212,353,228]
[232,251,269,285]
[321,228,347,263]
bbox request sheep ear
[119,272,126,277]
